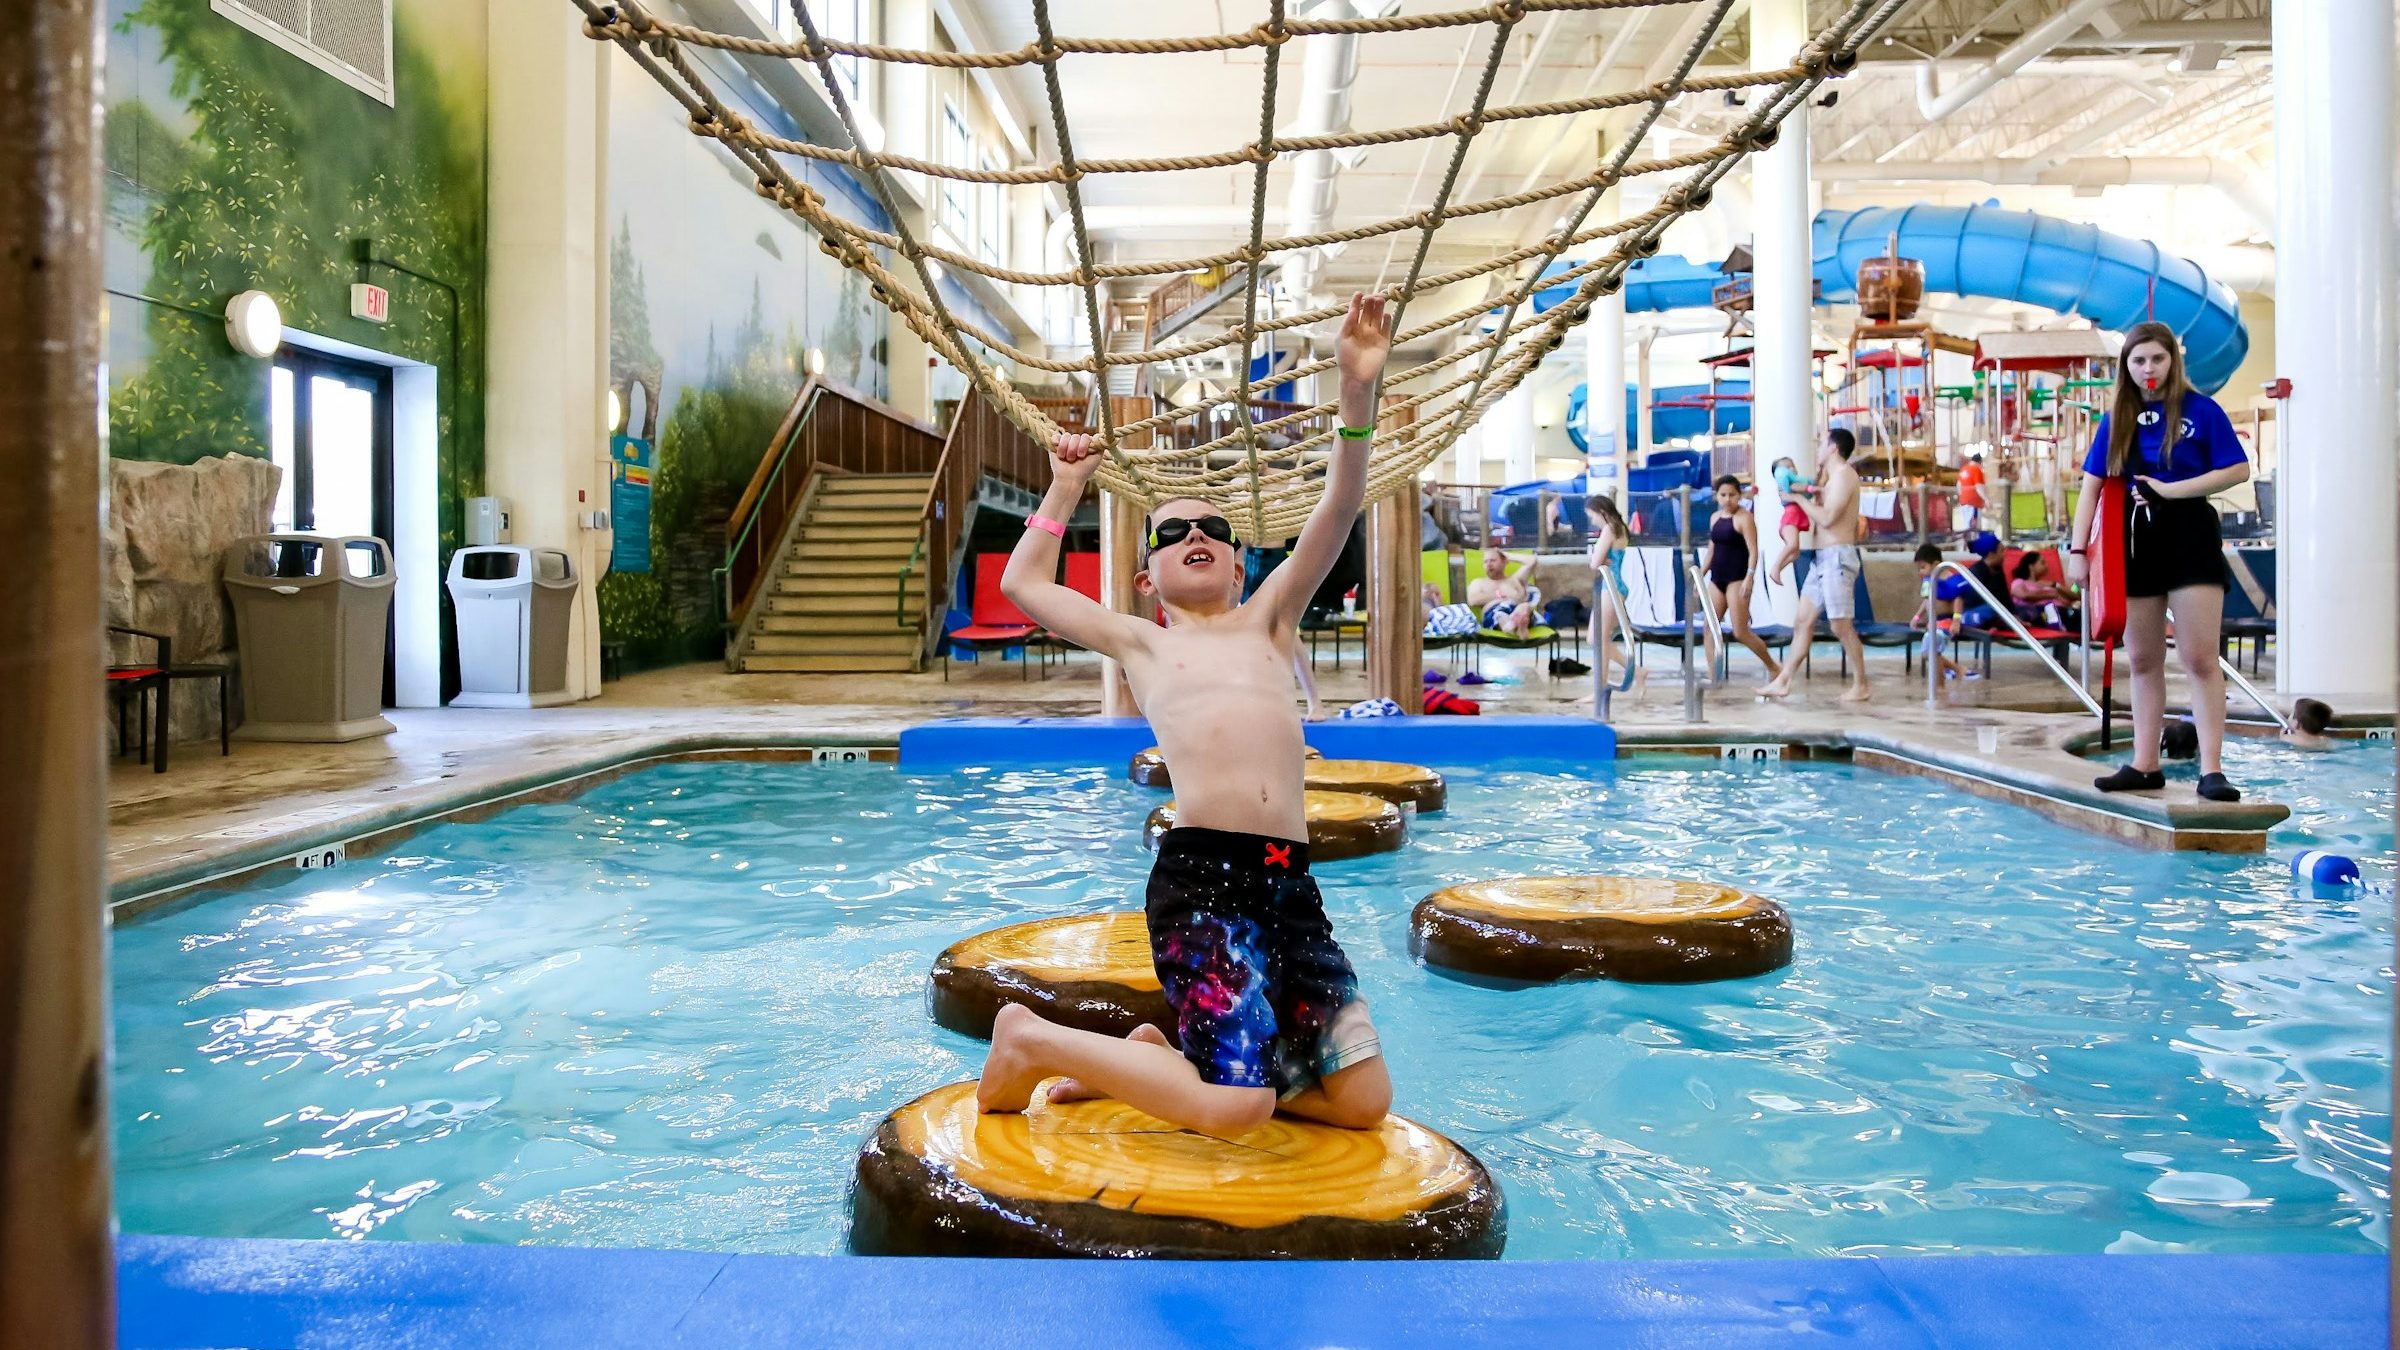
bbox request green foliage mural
[104,0,486,552]
[597,52,893,671]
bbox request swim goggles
[1146,515,1238,551]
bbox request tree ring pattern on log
[1131,743,1320,787]
[1411,875,1793,984]
[1303,759,1446,812]
[929,912,1169,1040]
[851,1082,1506,1259]
[1143,790,1405,860]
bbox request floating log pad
[1305,759,1446,812]
[1411,875,1793,984]
[929,912,1168,1041]
[851,1082,1506,1259]
[1144,790,1405,860]
[1130,743,1320,788]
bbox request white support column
[2274,0,2396,703]
[1750,0,1814,476]
[486,6,609,701]
[1635,328,1654,462]
[1494,382,1537,485]
[1588,289,1626,502]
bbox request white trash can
[447,546,578,708]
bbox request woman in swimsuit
[1702,475,1781,680]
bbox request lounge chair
[943,552,1042,680]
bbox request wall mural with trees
[599,44,893,670]
[104,0,488,545]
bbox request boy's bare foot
[1756,677,1791,699]
[1046,1023,1174,1103]
[976,1003,1054,1114]
[1838,682,1871,704]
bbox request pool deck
[110,647,2312,910]
[119,1234,2385,1349]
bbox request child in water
[1767,456,1816,585]
[979,294,1397,1138]
[2284,698,2337,752]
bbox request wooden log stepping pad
[1130,743,1319,788]
[928,912,1168,1040]
[1305,759,1446,812]
[1143,790,1405,860]
[851,1081,1506,1259]
[1411,875,1793,984]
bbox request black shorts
[2126,493,2227,598]
[1145,827,1380,1099]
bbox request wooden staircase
[736,472,932,673]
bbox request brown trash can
[222,534,395,742]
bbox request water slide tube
[1565,380,1749,454]
[1813,204,2247,392]
[1535,202,2251,412]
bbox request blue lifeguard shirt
[2082,392,2246,482]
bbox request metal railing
[1925,561,2104,718]
[1589,561,1640,724]
[1684,560,1731,723]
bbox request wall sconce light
[224,289,283,359]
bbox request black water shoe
[2094,764,2165,793]
[2197,772,2242,803]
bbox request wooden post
[1,2,113,1344]
[1098,396,1153,718]
[1365,487,1424,713]
[1366,397,1423,713]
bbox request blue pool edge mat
[118,1234,2386,1349]
[898,714,1618,771]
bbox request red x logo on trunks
[1263,843,1292,869]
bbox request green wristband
[1337,425,1374,440]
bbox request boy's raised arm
[1258,293,1393,625]
[999,434,1150,659]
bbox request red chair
[107,625,171,774]
[943,553,1041,680]
[1028,553,1106,672]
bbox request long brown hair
[2106,321,2187,477]
[1585,492,1629,543]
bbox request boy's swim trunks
[1146,826,1381,1100]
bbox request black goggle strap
[1146,516,1237,551]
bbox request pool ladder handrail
[1683,558,1731,725]
[1925,560,2104,718]
[1590,560,1641,723]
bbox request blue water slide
[1531,205,2249,392]
[1566,380,1751,453]
[1813,204,2247,391]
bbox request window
[778,0,867,102]
[937,100,974,241]
[977,151,1007,268]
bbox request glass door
[269,348,396,702]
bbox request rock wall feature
[104,453,280,748]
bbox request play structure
[1524,201,2244,539]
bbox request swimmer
[1703,475,1780,680]
[980,293,1396,1138]
[2284,698,2337,752]
[1766,455,1816,586]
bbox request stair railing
[904,386,1067,665]
[718,375,823,628]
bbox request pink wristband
[1026,514,1066,539]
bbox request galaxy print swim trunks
[1145,826,1381,1100]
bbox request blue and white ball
[2291,850,2361,887]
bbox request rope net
[576,0,1902,539]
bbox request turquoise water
[113,746,2393,1259]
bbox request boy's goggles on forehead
[1147,515,1237,550]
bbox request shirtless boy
[1758,427,1870,703]
[976,293,1397,1138]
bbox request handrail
[2215,656,2291,733]
[715,378,826,623]
[1685,561,1730,685]
[1589,562,1640,723]
[1926,560,2104,719]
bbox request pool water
[113,746,2394,1259]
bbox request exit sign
[350,282,390,324]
